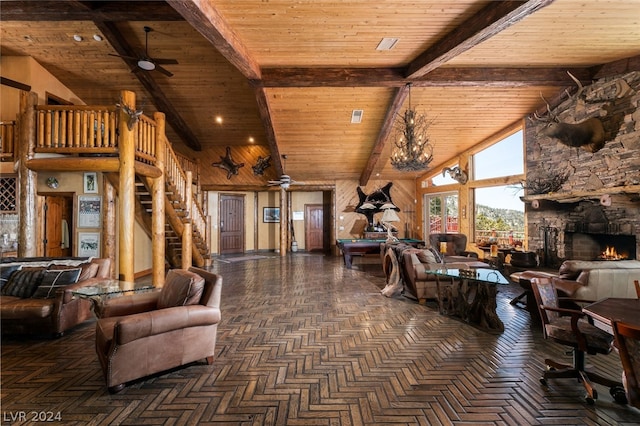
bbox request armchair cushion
[157,269,205,309]
[32,268,81,299]
[546,316,613,353]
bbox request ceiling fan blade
[154,64,174,77]
[151,58,179,65]
[109,53,138,61]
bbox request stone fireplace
[523,71,640,268]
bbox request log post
[102,177,117,278]
[118,90,136,282]
[17,91,38,257]
[279,187,287,256]
[152,112,166,287]
[181,171,193,269]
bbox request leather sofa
[402,248,486,304]
[95,267,222,393]
[519,259,640,301]
[0,257,111,336]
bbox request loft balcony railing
[30,104,208,258]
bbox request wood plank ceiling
[1,0,639,190]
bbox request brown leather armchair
[428,233,478,262]
[95,267,222,393]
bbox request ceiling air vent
[376,37,399,51]
[351,110,364,124]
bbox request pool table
[336,238,424,269]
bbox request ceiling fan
[267,155,304,189]
[110,26,178,77]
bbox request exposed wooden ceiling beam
[256,67,593,88]
[253,87,283,177]
[166,0,261,81]
[405,0,557,78]
[0,1,183,21]
[94,21,202,151]
[359,85,409,186]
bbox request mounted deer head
[534,72,605,153]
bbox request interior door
[305,204,324,252]
[44,195,72,257]
[219,194,245,254]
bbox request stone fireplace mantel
[521,184,640,204]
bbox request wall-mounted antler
[533,73,605,153]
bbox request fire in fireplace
[565,232,637,261]
[599,245,628,261]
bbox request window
[472,130,524,245]
[473,130,523,180]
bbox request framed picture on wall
[84,172,97,193]
[78,195,101,228]
[78,232,100,257]
[263,207,280,223]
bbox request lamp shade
[381,208,400,222]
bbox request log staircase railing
[29,104,209,266]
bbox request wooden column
[17,91,37,257]
[102,177,117,278]
[181,171,193,269]
[118,90,136,282]
[279,187,287,256]
[152,112,166,287]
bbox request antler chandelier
[390,83,434,172]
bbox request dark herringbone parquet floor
[2,253,640,425]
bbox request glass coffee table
[72,279,156,318]
[428,267,509,333]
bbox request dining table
[582,297,640,335]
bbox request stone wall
[524,71,640,267]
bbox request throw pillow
[50,262,99,281]
[1,268,46,298]
[0,265,21,290]
[428,247,444,263]
[416,249,437,265]
[32,268,82,299]
[157,269,205,309]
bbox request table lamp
[381,208,400,243]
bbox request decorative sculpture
[116,98,143,131]
[355,182,399,230]
[212,147,245,179]
[252,155,271,176]
[442,166,468,184]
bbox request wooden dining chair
[612,320,640,409]
[530,277,627,404]
[635,280,640,298]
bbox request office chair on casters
[612,320,640,409]
[530,277,627,405]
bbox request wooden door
[305,204,324,252]
[44,195,72,257]
[220,194,245,254]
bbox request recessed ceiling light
[215,116,223,124]
[376,37,399,51]
[93,34,103,42]
[248,136,255,143]
[351,110,363,124]
[73,34,83,42]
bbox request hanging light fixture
[390,83,434,172]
